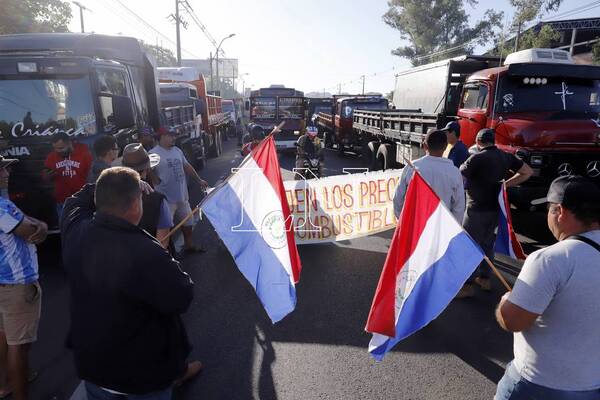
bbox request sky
[68,0,599,95]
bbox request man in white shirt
[495,175,600,399]
[151,128,208,254]
[393,129,465,222]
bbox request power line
[178,0,226,58]
[105,0,201,58]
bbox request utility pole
[514,21,522,52]
[72,2,90,33]
[209,52,214,92]
[361,75,365,95]
[338,83,341,95]
[175,0,181,66]
[215,33,235,96]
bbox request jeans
[495,362,600,400]
[84,381,172,400]
[463,207,498,282]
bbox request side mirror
[113,96,135,129]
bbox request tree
[0,0,72,34]
[517,25,560,50]
[383,0,503,66]
[510,0,562,49]
[593,40,600,65]
[142,43,177,68]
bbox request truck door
[96,67,136,143]
[457,83,489,146]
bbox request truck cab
[335,96,388,155]
[456,48,600,205]
[0,33,160,227]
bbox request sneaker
[475,277,492,292]
[455,284,475,299]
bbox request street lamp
[215,33,235,96]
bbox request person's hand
[198,179,209,189]
[140,180,154,195]
[28,220,48,245]
[500,291,511,305]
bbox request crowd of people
[0,120,598,399]
[393,124,600,399]
[0,125,208,399]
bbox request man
[139,126,156,152]
[295,126,320,169]
[61,167,201,399]
[393,129,465,222]
[151,128,208,254]
[121,143,173,247]
[458,128,533,297]
[442,120,469,168]
[495,175,600,399]
[43,131,92,219]
[88,135,119,183]
[0,156,47,400]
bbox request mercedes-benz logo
[557,163,573,176]
[587,161,600,178]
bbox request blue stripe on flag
[495,210,511,257]
[370,231,483,360]
[203,183,296,323]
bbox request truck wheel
[324,132,333,149]
[364,141,379,171]
[376,143,396,171]
[337,141,345,157]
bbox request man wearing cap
[457,128,533,297]
[139,126,157,152]
[42,131,93,219]
[494,175,600,399]
[442,121,469,168]
[295,126,321,171]
[121,143,173,247]
[394,129,465,222]
[0,156,48,400]
[151,128,208,254]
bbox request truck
[157,67,229,157]
[352,48,600,208]
[0,33,161,228]
[316,95,389,155]
[247,85,306,151]
[159,82,207,169]
[306,97,333,124]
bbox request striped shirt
[0,196,38,284]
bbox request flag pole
[400,155,512,291]
[163,121,288,243]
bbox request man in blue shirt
[442,121,470,168]
[0,155,48,400]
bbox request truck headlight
[17,62,37,73]
[530,155,543,166]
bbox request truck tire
[197,135,207,170]
[376,143,396,171]
[364,140,379,171]
[216,131,223,156]
[324,131,333,149]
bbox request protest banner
[283,169,402,244]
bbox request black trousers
[462,207,498,282]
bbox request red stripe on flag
[365,173,441,337]
[252,136,302,283]
[502,186,526,260]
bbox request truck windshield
[497,76,600,115]
[342,100,388,118]
[222,102,234,112]
[251,97,276,119]
[0,76,96,139]
[278,97,304,119]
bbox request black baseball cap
[476,128,495,144]
[532,175,600,206]
[0,155,18,169]
[442,121,460,136]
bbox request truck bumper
[275,140,297,151]
[507,185,549,211]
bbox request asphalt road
[28,137,555,400]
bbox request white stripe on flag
[227,157,295,284]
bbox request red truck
[157,67,230,157]
[315,94,389,155]
[352,48,600,209]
